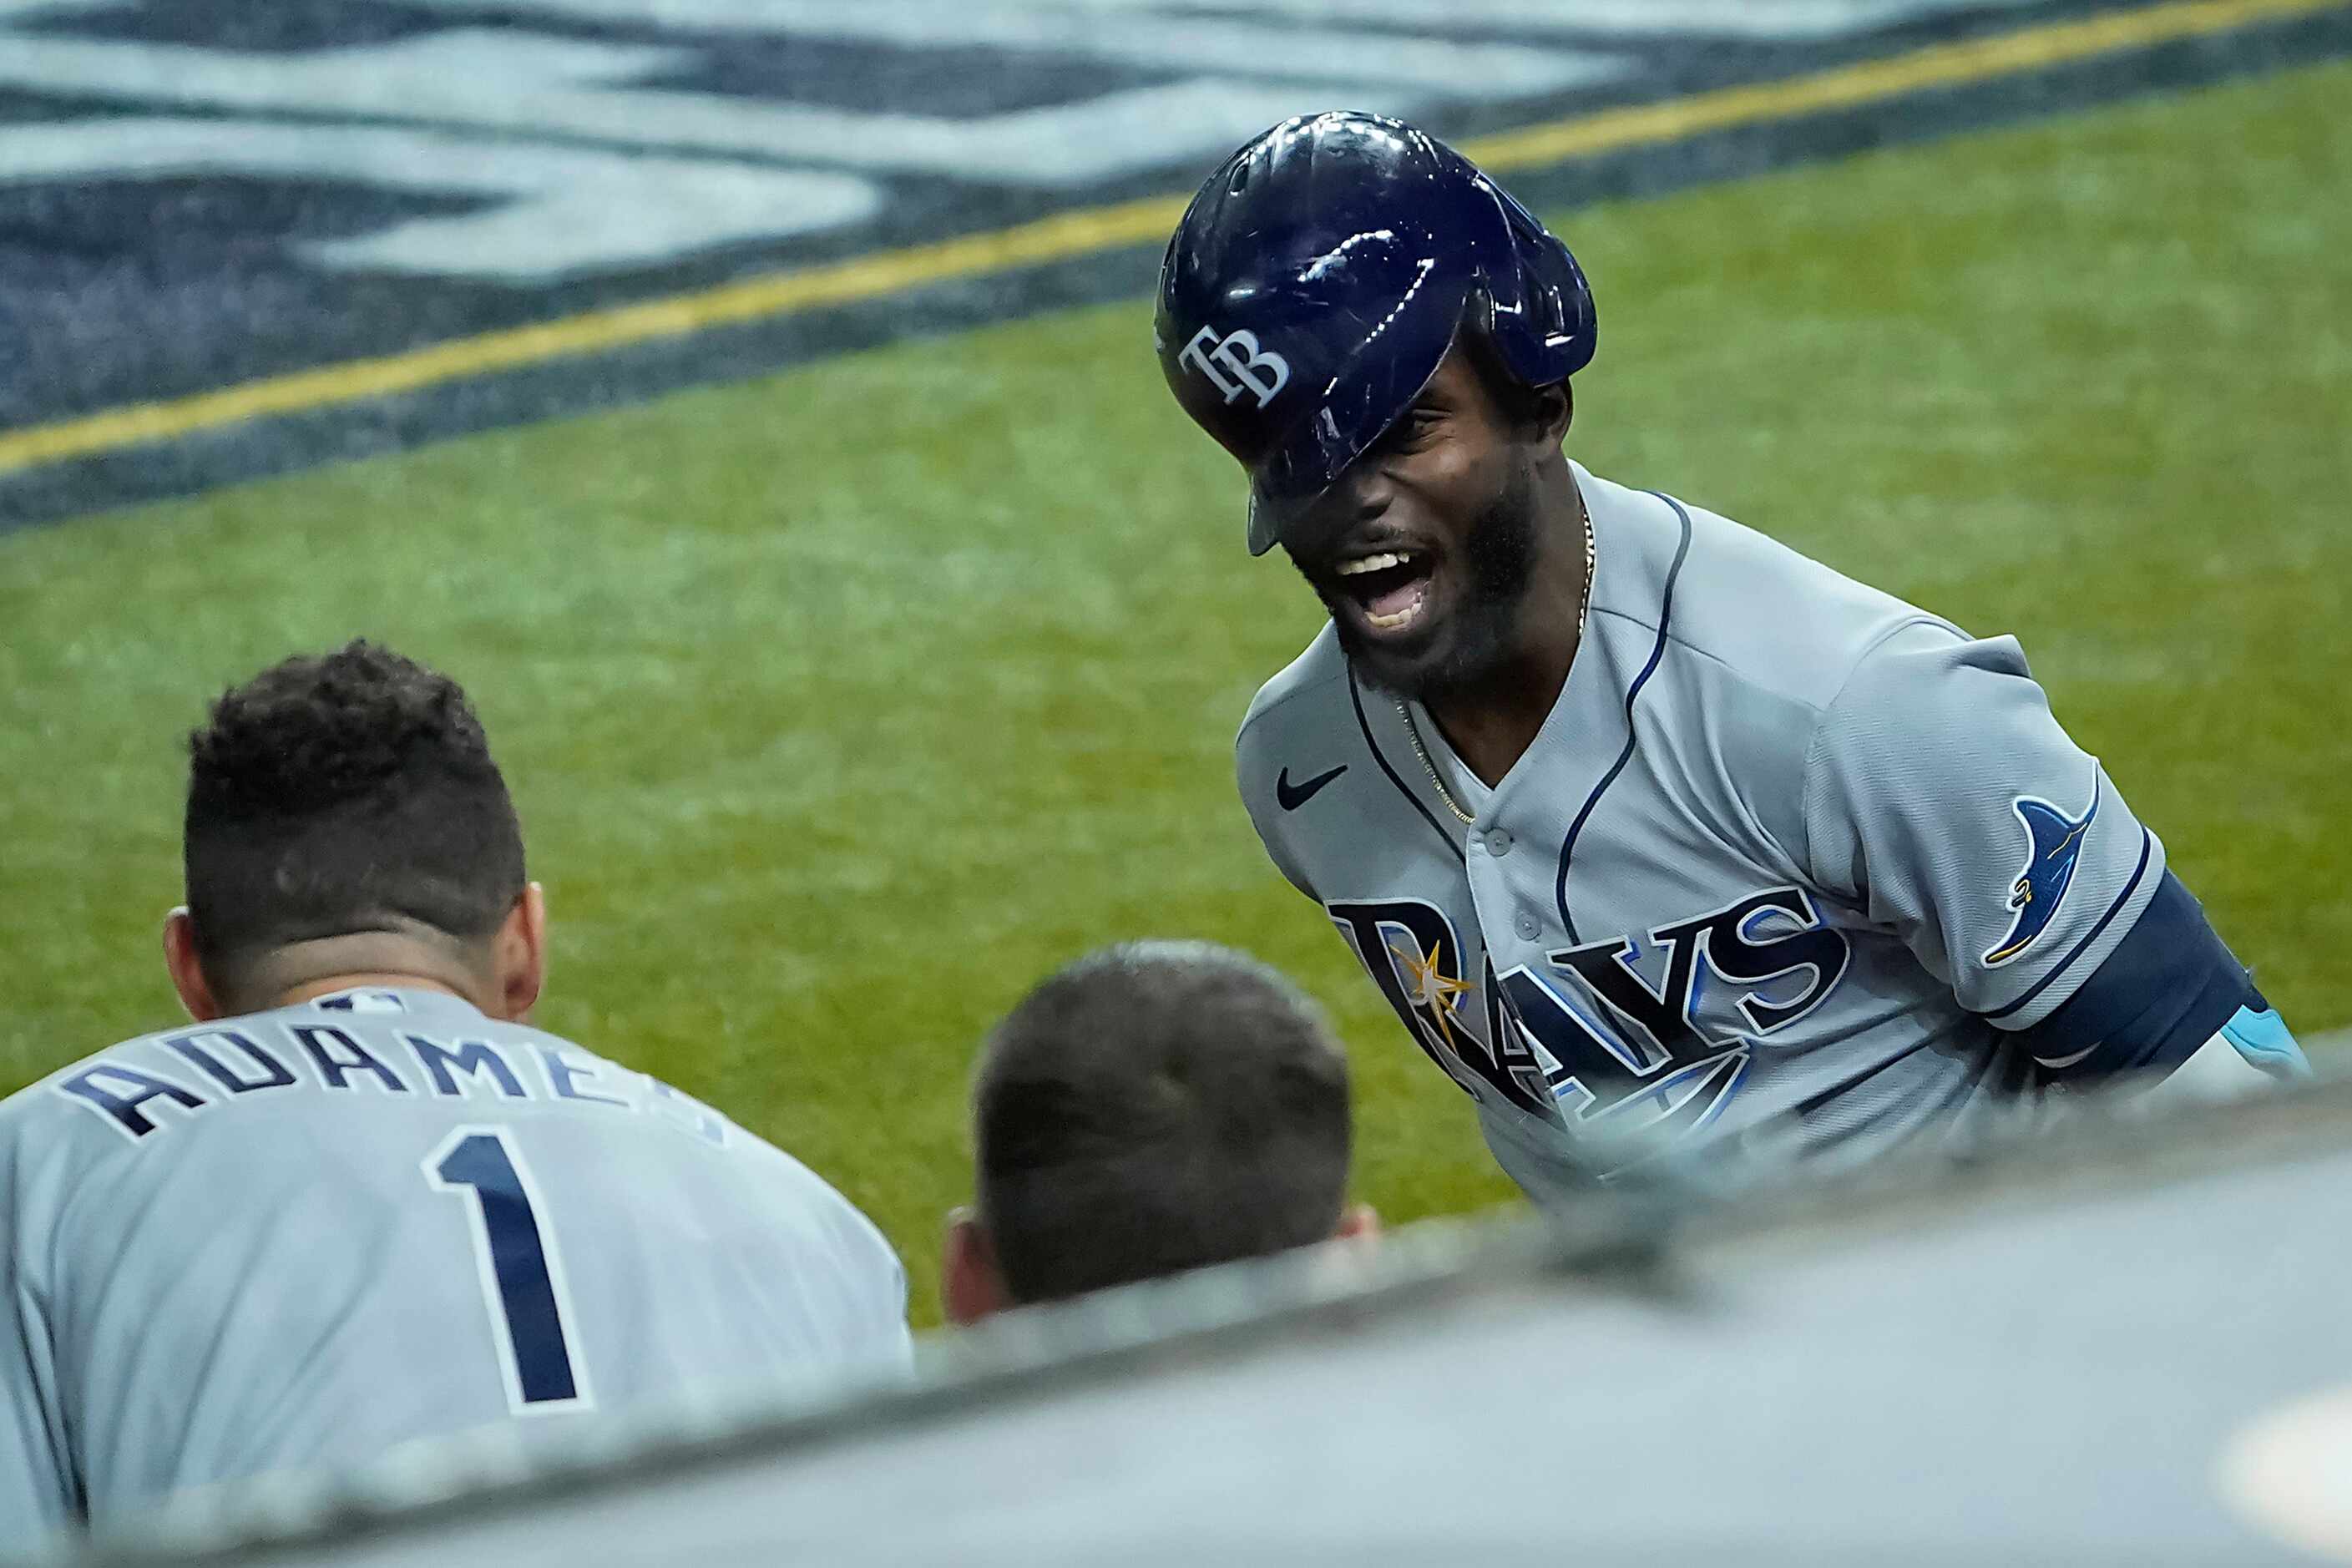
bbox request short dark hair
[184,640,525,993]
[973,940,1352,1305]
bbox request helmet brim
[1242,295,1462,558]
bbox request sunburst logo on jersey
[1388,933,1474,1049]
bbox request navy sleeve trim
[1347,667,1464,863]
[1555,492,1693,944]
[1982,825,2152,1023]
[2010,870,2255,1082]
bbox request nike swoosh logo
[1277,764,1348,812]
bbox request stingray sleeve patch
[1982,775,2101,968]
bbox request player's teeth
[1363,575,1427,630]
[1338,551,1409,576]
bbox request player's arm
[1799,620,2307,1092]
[0,1326,76,1551]
[0,1141,84,1549]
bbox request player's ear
[942,1206,1012,1327]
[162,908,224,1023]
[1535,378,1572,446]
[493,882,547,1024]
[1333,1201,1380,1244]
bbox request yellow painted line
[1,0,2341,478]
[1464,0,2344,169]
[0,194,1190,475]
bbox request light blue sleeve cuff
[2219,1005,2312,1080]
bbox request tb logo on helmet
[1179,325,1291,408]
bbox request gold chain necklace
[1396,499,1595,828]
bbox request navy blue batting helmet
[1156,111,1597,556]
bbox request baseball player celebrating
[1155,112,2307,1199]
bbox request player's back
[0,986,909,1544]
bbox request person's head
[1156,111,1594,702]
[943,940,1370,1324]
[163,640,544,1023]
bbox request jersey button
[1485,828,1513,857]
[1515,912,1540,941]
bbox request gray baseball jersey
[0,987,909,1546]
[1239,463,2174,1200]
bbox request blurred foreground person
[943,941,1373,1323]
[0,642,908,1548]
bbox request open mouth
[1333,548,1439,638]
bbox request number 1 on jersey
[424,1126,590,1413]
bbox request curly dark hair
[974,940,1352,1305]
[184,640,524,990]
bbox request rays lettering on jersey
[1330,888,1850,1142]
[1328,899,1557,1118]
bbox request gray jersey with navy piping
[1238,463,2169,1196]
[0,986,909,1546]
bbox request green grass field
[3,61,2346,1325]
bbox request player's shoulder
[735,1135,903,1273]
[1581,463,1962,713]
[1238,622,1350,744]
[0,1014,218,1193]
[0,1014,190,1129]
[1235,623,1355,786]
